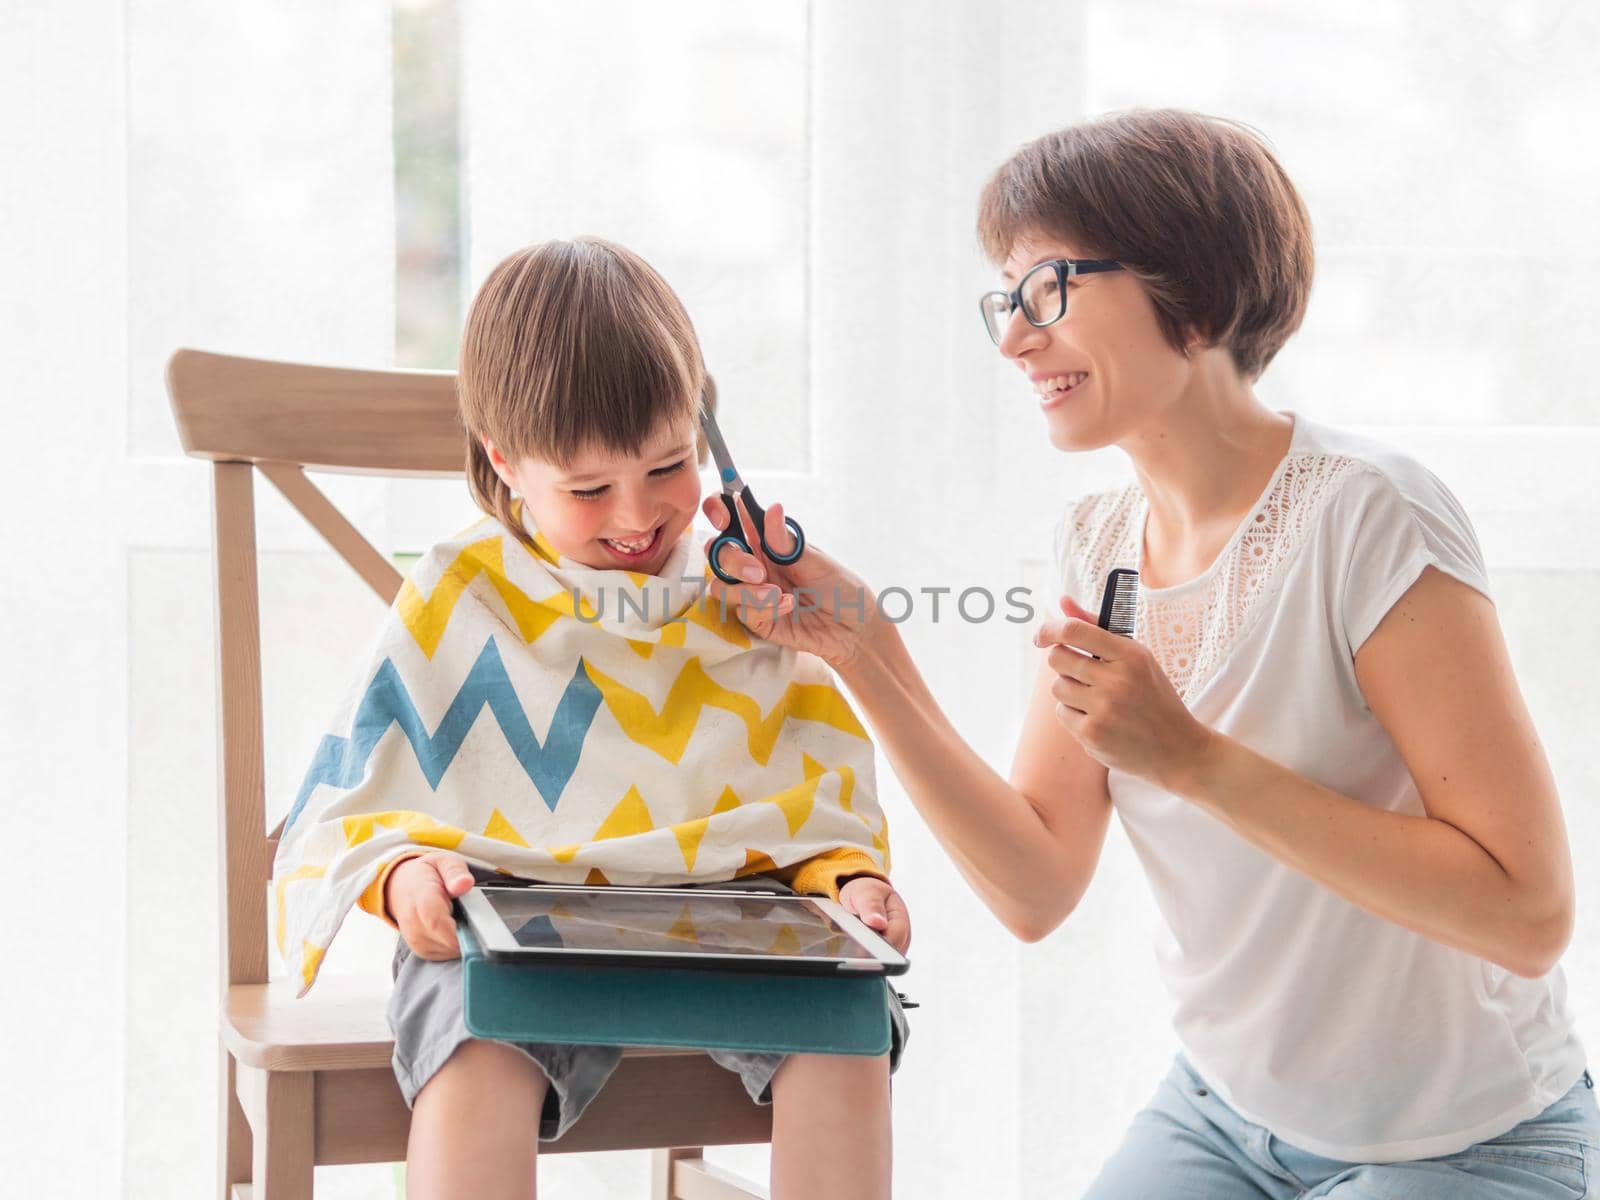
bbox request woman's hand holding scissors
[699,407,881,667]
[1034,595,1215,790]
[701,493,878,670]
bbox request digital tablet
[457,883,909,975]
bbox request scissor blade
[699,410,742,490]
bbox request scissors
[700,407,806,586]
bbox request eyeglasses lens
[980,293,1011,344]
[1020,263,1065,327]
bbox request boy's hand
[385,851,475,960]
[838,876,912,954]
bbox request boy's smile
[484,416,702,575]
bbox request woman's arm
[1173,567,1573,978]
[699,497,1113,940]
[840,621,1114,941]
[1046,568,1574,978]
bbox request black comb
[1097,568,1139,639]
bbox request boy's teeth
[605,531,654,553]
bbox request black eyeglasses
[978,258,1124,345]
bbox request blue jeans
[1084,1055,1600,1198]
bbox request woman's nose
[997,307,1048,359]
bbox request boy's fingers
[429,853,475,896]
[414,899,460,958]
[885,894,912,953]
[844,881,890,931]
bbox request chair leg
[651,1147,769,1200]
[237,1065,315,1200]
[651,1147,698,1199]
[220,1047,252,1199]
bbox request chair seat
[224,974,701,1072]
[224,973,773,1161]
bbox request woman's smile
[1032,370,1090,409]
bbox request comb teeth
[1098,568,1140,638]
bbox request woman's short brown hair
[457,237,707,547]
[977,109,1313,380]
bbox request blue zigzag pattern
[283,638,603,832]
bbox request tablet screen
[476,885,881,964]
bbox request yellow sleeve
[355,851,428,930]
[770,847,888,901]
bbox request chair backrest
[166,348,467,990]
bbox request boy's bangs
[539,299,700,468]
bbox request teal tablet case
[458,922,893,1056]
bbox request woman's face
[995,232,1194,451]
[486,415,702,575]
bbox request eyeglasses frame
[979,258,1124,344]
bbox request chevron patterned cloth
[272,514,888,994]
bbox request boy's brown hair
[977,109,1313,380]
[457,237,708,549]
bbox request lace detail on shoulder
[1065,486,1142,601]
[1065,453,1367,701]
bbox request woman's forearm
[1171,733,1573,978]
[837,620,1101,937]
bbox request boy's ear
[695,374,717,468]
[481,436,516,489]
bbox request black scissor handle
[738,485,806,566]
[708,529,750,586]
[707,490,805,584]
[761,514,805,565]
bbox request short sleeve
[1336,464,1492,657]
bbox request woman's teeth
[1034,372,1088,397]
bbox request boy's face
[485,415,702,575]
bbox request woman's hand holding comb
[1035,596,1215,789]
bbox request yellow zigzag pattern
[398,537,751,661]
[274,864,324,957]
[801,752,886,859]
[397,536,594,658]
[585,658,868,765]
[483,808,528,847]
[539,771,861,877]
[273,866,330,991]
[627,590,752,657]
[342,810,467,851]
[300,941,325,990]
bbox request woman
[706,109,1598,1197]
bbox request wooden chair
[167,348,771,1200]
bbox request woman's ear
[1179,322,1213,360]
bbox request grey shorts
[386,878,911,1141]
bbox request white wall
[4,3,1598,1197]
[1,5,129,1199]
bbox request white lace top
[1054,411,1583,1162]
